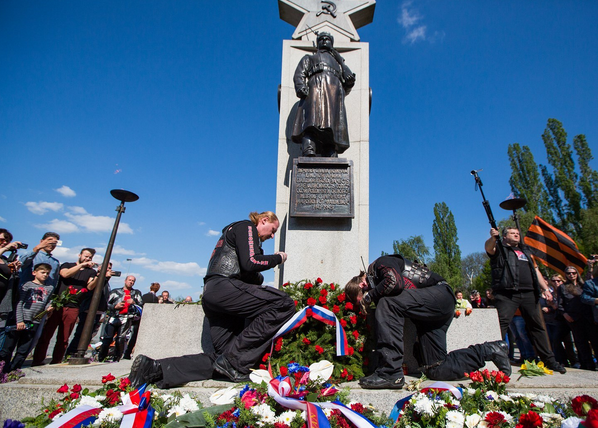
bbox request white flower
[413,395,435,416]
[78,395,103,408]
[524,393,537,400]
[499,394,513,402]
[539,412,562,422]
[562,416,584,428]
[446,410,465,428]
[167,405,187,418]
[465,413,482,427]
[532,401,545,408]
[323,408,333,417]
[467,388,476,395]
[536,394,553,403]
[277,410,297,424]
[160,394,175,404]
[94,408,124,424]
[252,404,276,427]
[309,360,334,382]
[250,369,272,384]
[486,390,499,400]
[179,393,200,412]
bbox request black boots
[213,354,250,383]
[481,340,512,376]
[129,355,163,389]
[358,372,405,390]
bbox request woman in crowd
[558,266,598,371]
[548,274,579,367]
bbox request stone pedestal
[274,39,370,287]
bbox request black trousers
[493,290,557,366]
[0,325,38,372]
[375,283,488,381]
[158,277,295,388]
[66,311,102,356]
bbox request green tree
[541,118,583,234]
[431,202,462,287]
[472,259,492,292]
[385,235,431,264]
[507,143,552,220]
[574,134,598,209]
[461,252,487,290]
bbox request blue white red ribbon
[273,305,349,356]
[45,384,154,428]
[268,377,377,428]
[389,381,463,422]
[46,405,101,428]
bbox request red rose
[348,347,354,355]
[338,293,346,302]
[283,282,289,287]
[515,411,543,428]
[102,373,116,384]
[275,337,283,352]
[119,377,131,390]
[304,282,313,289]
[80,288,88,293]
[71,384,82,393]
[262,353,270,362]
[350,315,357,325]
[294,300,298,306]
[345,302,354,311]
[318,295,327,304]
[573,395,598,416]
[280,366,288,376]
[70,392,80,400]
[485,412,506,426]
[332,305,340,314]
[347,374,354,381]
[260,364,266,370]
[307,298,317,306]
[306,308,313,317]
[322,305,329,310]
[358,346,363,352]
[302,337,311,345]
[340,319,347,327]
[583,408,598,428]
[330,284,335,290]
[352,330,359,340]
[69,287,77,295]
[49,409,64,419]
[316,278,323,284]
[350,403,364,413]
[315,345,324,354]
[320,289,327,296]
[57,383,69,393]
[340,368,347,378]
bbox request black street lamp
[69,189,139,365]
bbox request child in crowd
[0,263,54,373]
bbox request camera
[112,271,122,277]
[16,243,28,249]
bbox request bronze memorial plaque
[290,158,354,218]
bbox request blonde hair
[249,211,278,226]
[345,271,365,304]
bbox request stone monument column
[274,0,375,286]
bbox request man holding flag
[485,226,566,374]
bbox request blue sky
[2,1,597,298]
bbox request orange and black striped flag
[524,216,587,276]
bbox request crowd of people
[2,216,598,389]
[0,228,191,374]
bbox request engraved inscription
[295,167,350,211]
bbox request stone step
[2,359,598,422]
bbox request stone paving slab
[2,360,598,423]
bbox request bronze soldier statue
[292,32,355,157]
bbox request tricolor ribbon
[45,384,154,428]
[268,377,377,428]
[46,405,101,428]
[118,383,155,428]
[388,381,463,422]
[272,305,349,356]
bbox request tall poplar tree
[431,202,462,287]
[389,235,431,264]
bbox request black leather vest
[205,222,242,279]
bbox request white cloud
[397,1,443,45]
[198,221,206,226]
[65,207,133,234]
[206,229,220,237]
[161,280,193,291]
[0,216,5,222]
[111,245,139,256]
[131,257,206,277]
[55,185,76,198]
[35,219,80,233]
[52,246,83,263]
[25,201,64,215]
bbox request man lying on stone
[129,211,293,388]
[345,254,511,390]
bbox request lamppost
[69,189,139,365]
